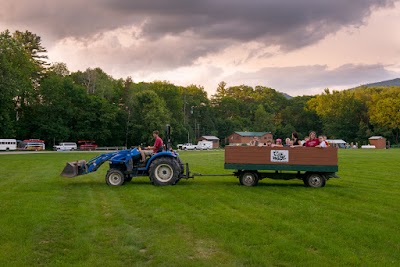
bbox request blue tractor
[61,125,191,186]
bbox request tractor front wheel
[106,169,125,186]
[149,157,179,186]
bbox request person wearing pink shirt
[304,131,319,147]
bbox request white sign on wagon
[270,150,289,162]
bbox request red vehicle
[78,140,97,150]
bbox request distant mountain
[358,78,400,88]
[281,78,400,98]
[280,92,292,99]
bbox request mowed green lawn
[0,149,399,266]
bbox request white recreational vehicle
[0,139,17,151]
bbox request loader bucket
[61,160,87,178]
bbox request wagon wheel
[304,173,326,188]
[239,172,259,186]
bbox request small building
[368,136,386,149]
[227,132,273,145]
[198,135,220,148]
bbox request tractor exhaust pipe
[61,160,87,178]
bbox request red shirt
[305,138,319,147]
[153,136,163,153]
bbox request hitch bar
[192,173,235,177]
[181,163,234,179]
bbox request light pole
[191,104,205,142]
[125,107,130,149]
[191,106,195,143]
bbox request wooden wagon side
[224,146,339,187]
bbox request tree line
[1,30,399,147]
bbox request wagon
[224,146,339,187]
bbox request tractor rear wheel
[149,157,179,186]
[176,157,184,176]
[172,158,183,185]
[106,169,125,186]
[124,175,133,182]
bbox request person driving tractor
[140,130,163,162]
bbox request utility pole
[125,108,130,149]
[191,106,195,143]
[183,94,186,125]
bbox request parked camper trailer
[197,140,213,150]
[19,139,45,151]
[0,139,17,151]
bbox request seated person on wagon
[272,138,283,147]
[284,138,292,147]
[304,131,319,147]
[291,132,302,147]
[323,135,330,147]
[316,135,328,148]
[302,136,309,146]
[249,136,260,146]
[140,130,163,162]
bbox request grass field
[0,149,399,266]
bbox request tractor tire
[149,157,179,186]
[176,157,184,175]
[124,175,133,182]
[105,169,125,186]
[239,172,259,186]
[304,173,326,188]
[171,158,183,185]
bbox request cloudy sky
[1,0,400,96]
